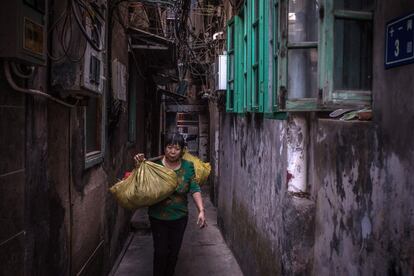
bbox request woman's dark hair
[164,132,185,149]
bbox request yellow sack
[182,150,211,186]
[110,161,178,210]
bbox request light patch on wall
[369,162,381,188]
[215,130,219,174]
[341,159,359,210]
[316,128,327,143]
[279,123,286,156]
[361,212,372,239]
[232,117,238,142]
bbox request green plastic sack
[110,161,178,210]
[182,150,211,186]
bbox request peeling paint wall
[213,1,414,275]
[215,114,315,275]
[312,1,414,275]
[312,120,378,275]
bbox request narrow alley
[112,188,243,276]
[1,0,414,275]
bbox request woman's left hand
[197,210,207,229]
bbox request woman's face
[165,144,182,162]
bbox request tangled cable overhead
[176,0,226,90]
[48,0,105,62]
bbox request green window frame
[226,0,266,114]
[225,0,285,119]
[235,7,246,113]
[226,19,235,112]
[278,0,319,111]
[226,0,374,114]
[264,0,286,119]
[320,0,374,108]
[226,6,248,114]
[276,0,374,111]
[247,0,265,112]
[242,3,248,113]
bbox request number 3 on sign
[395,39,400,57]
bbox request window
[85,96,106,168]
[251,0,261,111]
[277,0,374,111]
[89,55,101,85]
[323,0,374,107]
[235,7,246,113]
[264,0,284,116]
[242,4,248,112]
[227,13,246,114]
[278,0,319,111]
[226,0,374,114]
[226,20,235,112]
[226,0,285,118]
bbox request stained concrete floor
[112,190,243,276]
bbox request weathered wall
[216,113,315,275]
[1,1,153,275]
[313,1,414,275]
[0,64,52,275]
[45,3,137,273]
[0,65,27,275]
[312,120,378,275]
[215,1,414,275]
[208,101,220,204]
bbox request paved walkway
[112,189,243,276]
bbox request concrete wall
[0,64,28,275]
[313,2,414,275]
[215,114,315,275]
[0,1,155,274]
[214,1,414,275]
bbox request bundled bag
[110,161,178,210]
[182,150,211,186]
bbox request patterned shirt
[148,159,201,220]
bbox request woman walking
[134,133,207,276]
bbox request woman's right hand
[134,153,146,167]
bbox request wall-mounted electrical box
[81,14,105,95]
[111,59,127,101]
[51,0,106,97]
[214,54,227,91]
[0,1,47,66]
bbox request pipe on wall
[286,114,308,194]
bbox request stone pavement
[112,189,243,276]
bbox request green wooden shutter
[226,19,235,112]
[235,14,244,113]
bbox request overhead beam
[131,45,169,50]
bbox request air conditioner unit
[0,1,47,65]
[214,54,227,91]
[81,14,105,95]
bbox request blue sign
[385,13,414,68]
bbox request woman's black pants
[149,216,188,276]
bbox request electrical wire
[10,62,36,79]
[71,0,104,52]
[4,61,77,108]
[48,0,106,62]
